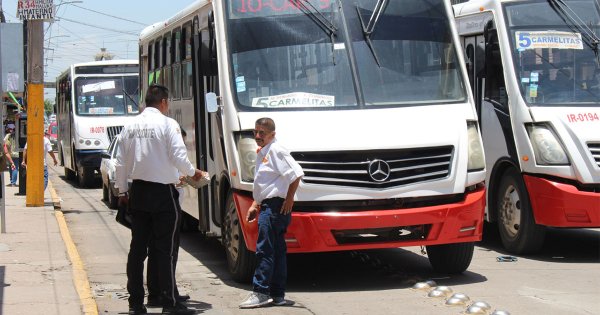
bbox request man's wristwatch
[118,192,128,197]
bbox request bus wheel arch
[494,166,545,254]
[222,189,256,283]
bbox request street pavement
[0,172,84,315]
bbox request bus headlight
[467,121,485,171]
[237,136,257,182]
[526,124,569,165]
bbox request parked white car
[100,136,120,209]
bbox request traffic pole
[25,20,44,207]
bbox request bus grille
[291,146,454,189]
[107,126,123,142]
[589,143,600,168]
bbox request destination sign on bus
[230,0,332,19]
[252,92,334,108]
[516,31,583,50]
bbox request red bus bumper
[524,175,600,227]
[233,187,485,253]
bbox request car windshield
[505,0,600,106]
[74,76,139,115]
[225,0,465,110]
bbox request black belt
[262,197,284,203]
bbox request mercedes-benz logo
[368,159,391,182]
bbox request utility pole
[25,19,44,206]
[18,1,54,206]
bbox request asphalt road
[48,165,600,315]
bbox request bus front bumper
[233,187,485,253]
[524,175,600,227]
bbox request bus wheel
[496,168,545,254]
[222,193,255,283]
[426,242,474,274]
[77,166,95,188]
[64,166,76,180]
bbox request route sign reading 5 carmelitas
[516,31,583,50]
[17,0,55,21]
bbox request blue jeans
[10,157,19,185]
[44,166,48,190]
[252,197,291,298]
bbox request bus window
[484,26,508,108]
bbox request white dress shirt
[115,107,195,194]
[253,139,304,203]
[24,137,53,166]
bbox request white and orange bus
[140,0,486,281]
[56,60,140,187]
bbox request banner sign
[516,31,583,50]
[17,0,55,21]
[252,92,335,108]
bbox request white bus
[56,60,140,187]
[454,0,600,254]
[140,0,487,281]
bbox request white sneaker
[239,292,272,309]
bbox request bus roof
[56,59,139,80]
[454,0,524,16]
[139,0,209,41]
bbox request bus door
[192,16,214,233]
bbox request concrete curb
[48,180,100,315]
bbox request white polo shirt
[253,139,304,203]
[115,107,195,193]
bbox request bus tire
[77,165,95,188]
[426,242,474,274]
[222,192,255,283]
[64,166,76,180]
[495,168,545,254]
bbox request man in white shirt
[21,133,58,190]
[239,117,304,309]
[115,84,205,315]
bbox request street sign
[17,0,54,21]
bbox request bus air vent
[588,143,600,168]
[107,126,124,143]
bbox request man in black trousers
[116,84,206,315]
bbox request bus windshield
[74,76,139,116]
[505,0,600,106]
[225,0,465,110]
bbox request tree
[44,99,54,116]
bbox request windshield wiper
[549,0,600,62]
[123,89,138,108]
[356,0,389,67]
[293,0,338,63]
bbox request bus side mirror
[206,92,218,113]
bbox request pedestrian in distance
[115,84,207,315]
[239,117,304,309]
[21,132,58,190]
[3,126,19,186]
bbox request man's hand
[52,158,58,166]
[281,199,294,215]
[118,195,129,209]
[246,205,258,223]
[191,169,209,180]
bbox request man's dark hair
[255,117,275,132]
[145,84,169,108]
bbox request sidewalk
[0,172,83,315]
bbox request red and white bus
[140,0,486,281]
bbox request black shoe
[162,302,195,315]
[146,296,162,307]
[128,305,148,315]
[147,294,190,307]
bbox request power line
[71,4,146,26]
[58,16,139,36]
